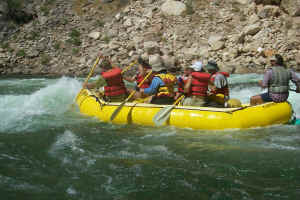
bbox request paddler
[136,54,177,105]
[205,60,230,107]
[183,61,211,106]
[84,56,128,102]
[123,56,153,99]
[174,66,193,100]
[250,54,300,105]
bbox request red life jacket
[135,73,152,89]
[101,68,127,97]
[177,75,189,94]
[190,72,211,96]
[210,72,229,96]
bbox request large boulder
[281,0,300,16]
[208,34,225,51]
[233,0,251,4]
[254,0,281,5]
[257,5,280,18]
[242,23,261,36]
[161,0,187,16]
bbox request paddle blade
[110,101,126,121]
[153,105,175,126]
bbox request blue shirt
[143,77,165,94]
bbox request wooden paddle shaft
[125,70,153,101]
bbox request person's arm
[95,75,106,88]
[184,75,192,94]
[84,82,96,89]
[141,77,162,95]
[83,75,106,89]
[123,75,136,83]
[290,71,300,92]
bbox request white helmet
[190,61,203,72]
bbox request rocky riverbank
[0,0,300,76]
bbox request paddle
[109,70,153,121]
[153,95,185,126]
[121,60,137,74]
[75,55,103,103]
[82,55,103,89]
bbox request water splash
[49,130,82,153]
[0,77,82,133]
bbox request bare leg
[250,95,264,106]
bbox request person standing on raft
[250,54,300,105]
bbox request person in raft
[183,61,211,106]
[84,57,128,102]
[174,66,193,100]
[205,60,230,107]
[136,54,177,105]
[123,56,153,99]
[250,54,300,105]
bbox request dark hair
[138,57,150,68]
[101,59,112,70]
[208,60,218,67]
[168,67,180,73]
[275,54,284,66]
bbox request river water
[1,74,300,200]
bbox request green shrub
[1,42,14,53]
[28,31,39,40]
[41,54,51,65]
[46,0,56,4]
[16,49,26,57]
[6,0,23,10]
[67,29,81,46]
[53,41,61,50]
[67,37,81,46]
[185,0,194,15]
[72,48,79,55]
[1,43,9,49]
[63,19,69,25]
[95,20,105,27]
[8,22,17,30]
[41,6,50,16]
[102,35,110,44]
[70,29,80,38]
[0,43,14,53]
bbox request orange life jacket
[101,68,127,97]
[210,72,229,96]
[190,72,211,96]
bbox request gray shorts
[182,96,207,107]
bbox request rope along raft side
[76,89,293,130]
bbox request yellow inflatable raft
[75,89,293,130]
